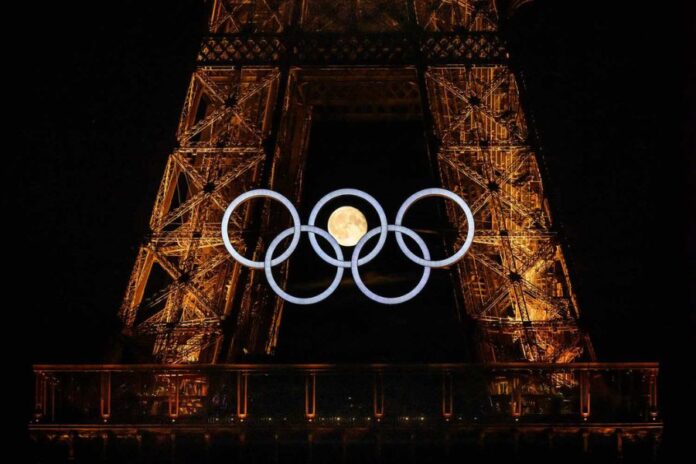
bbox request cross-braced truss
[119,66,280,362]
[119,0,590,364]
[426,65,585,362]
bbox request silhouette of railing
[32,363,659,427]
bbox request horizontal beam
[33,362,659,373]
[29,422,663,434]
[197,32,508,66]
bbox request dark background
[10,0,694,457]
[277,120,467,362]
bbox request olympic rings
[221,188,475,305]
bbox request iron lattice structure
[119,0,593,364]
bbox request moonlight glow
[327,206,368,247]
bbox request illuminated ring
[351,225,431,305]
[307,188,388,268]
[221,189,301,269]
[264,225,344,305]
[394,188,475,268]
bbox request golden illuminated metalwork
[119,0,592,364]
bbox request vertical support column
[373,372,385,421]
[615,429,624,460]
[67,431,76,462]
[443,432,451,459]
[237,77,296,357]
[237,372,249,420]
[651,431,661,461]
[307,432,314,464]
[579,370,591,421]
[478,431,486,454]
[581,430,590,454]
[170,432,177,462]
[204,432,212,461]
[135,433,143,462]
[100,432,110,462]
[238,432,247,462]
[408,433,415,463]
[341,432,348,464]
[305,372,316,421]
[510,375,522,420]
[100,371,112,422]
[34,372,47,422]
[405,0,469,322]
[547,428,555,451]
[168,374,180,421]
[273,433,280,464]
[50,381,56,422]
[442,371,454,420]
[406,0,442,178]
[647,370,658,420]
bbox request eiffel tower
[30,2,662,461]
[118,0,593,366]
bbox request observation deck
[30,362,662,462]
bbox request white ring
[394,188,474,268]
[264,225,344,305]
[221,189,301,269]
[351,225,431,305]
[307,188,388,268]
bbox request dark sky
[505,2,694,362]
[10,0,694,452]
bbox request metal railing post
[100,371,112,422]
[305,372,316,421]
[579,370,591,421]
[373,372,384,421]
[33,371,47,422]
[442,371,454,420]
[236,372,248,420]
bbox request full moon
[327,206,368,247]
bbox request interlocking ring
[395,188,475,268]
[221,188,475,305]
[221,189,301,269]
[265,225,344,305]
[307,188,388,268]
[352,225,431,305]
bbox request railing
[32,363,659,427]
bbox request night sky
[10,0,694,455]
